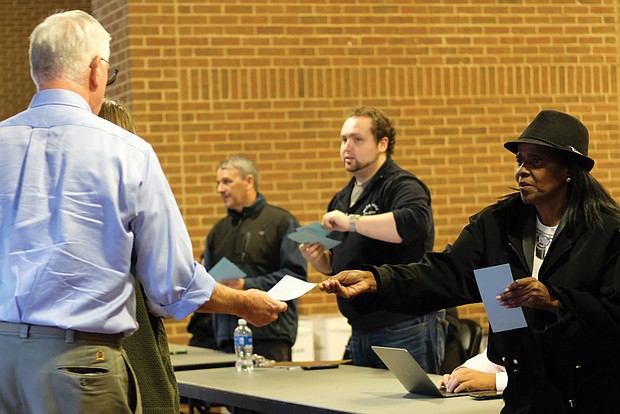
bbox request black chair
[457,318,483,360]
[440,309,484,373]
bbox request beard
[343,155,379,173]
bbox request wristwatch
[348,214,361,232]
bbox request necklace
[535,230,552,249]
[535,227,554,260]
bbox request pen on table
[169,348,188,355]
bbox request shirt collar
[227,193,266,225]
[29,89,92,113]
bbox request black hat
[504,110,594,172]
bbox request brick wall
[3,0,619,344]
[0,0,92,119]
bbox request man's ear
[89,58,103,90]
[378,136,389,153]
[246,174,255,189]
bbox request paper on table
[267,275,317,301]
[474,263,528,333]
[208,257,245,282]
[287,222,341,250]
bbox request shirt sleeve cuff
[496,372,508,392]
[149,263,217,320]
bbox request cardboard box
[292,318,315,361]
[311,315,351,361]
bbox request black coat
[356,195,620,413]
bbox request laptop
[372,346,468,398]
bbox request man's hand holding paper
[287,222,341,250]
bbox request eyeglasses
[90,57,119,86]
[101,58,119,86]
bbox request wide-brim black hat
[504,110,594,172]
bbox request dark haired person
[321,110,620,413]
[301,106,446,372]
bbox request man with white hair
[0,10,286,413]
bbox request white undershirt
[350,181,366,207]
[532,217,558,279]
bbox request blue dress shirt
[0,89,215,334]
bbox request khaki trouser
[0,325,141,414]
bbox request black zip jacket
[191,194,307,348]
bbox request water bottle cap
[238,319,247,325]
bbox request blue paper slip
[208,257,245,282]
[473,263,528,333]
[287,222,341,250]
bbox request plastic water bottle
[234,318,254,372]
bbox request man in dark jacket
[300,106,447,372]
[188,155,307,361]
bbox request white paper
[267,275,317,301]
[474,263,528,333]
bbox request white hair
[29,10,111,89]
[219,155,260,191]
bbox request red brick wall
[3,0,620,344]
[0,0,92,119]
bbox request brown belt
[0,322,123,346]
